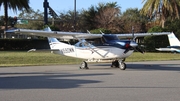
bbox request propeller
[135,46,145,54]
[124,26,145,54]
[132,26,144,54]
[123,41,144,54]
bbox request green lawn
[0,51,83,67]
[126,52,180,61]
[0,51,180,67]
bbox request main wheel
[119,62,126,70]
[80,61,89,69]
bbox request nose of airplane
[123,41,144,54]
[130,41,138,48]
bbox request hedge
[0,39,50,51]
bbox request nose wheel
[119,62,126,70]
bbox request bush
[144,26,169,52]
[0,39,49,51]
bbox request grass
[0,51,180,67]
[126,52,180,62]
[0,51,83,67]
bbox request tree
[144,26,168,51]
[140,0,180,28]
[58,10,80,31]
[80,2,122,33]
[165,18,180,38]
[0,16,4,26]
[80,5,98,31]
[0,0,30,38]
[0,16,18,31]
[16,9,44,30]
[94,2,121,31]
[121,8,148,33]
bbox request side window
[79,43,83,47]
[74,40,95,48]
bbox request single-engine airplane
[156,32,180,53]
[12,27,170,70]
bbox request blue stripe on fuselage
[102,34,132,49]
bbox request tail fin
[167,32,180,46]
[44,27,61,49]
[44,27,51,31]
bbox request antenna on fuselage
[87,30,91,34]
[132,26,135,40]
[100,30,104,34]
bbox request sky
[0,0,144,17]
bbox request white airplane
[12,27,170,70]
[156,32,180,53]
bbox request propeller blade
[135,46,145,54]
[124,48,130,54]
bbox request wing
[116,32,171,39]
[13,28,171,40]
[14,29,102,39]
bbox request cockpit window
[75,40,95,48]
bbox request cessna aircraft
[12,27,170,70]
[156,32,180,53]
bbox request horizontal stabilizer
[27,48,60,52]
[156,48,180,53]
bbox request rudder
[167,32,180,46]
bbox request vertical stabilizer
[44,27,73,51]
[44,27,51,32]
[44,27,60,44]
[167,32,180,46]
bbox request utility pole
[43,0,49,25]
[73,0,76,31]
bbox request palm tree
[0,0,30,38]
[95,2,121,30]
[140,0,180,28]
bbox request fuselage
[51,42,134,60]
[48,34,136,60]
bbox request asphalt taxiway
[0,60,180,101]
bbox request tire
[80,61,88,69]
[119,62,126,70]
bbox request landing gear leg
[80,61,89,69]
[111,60,119,68]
